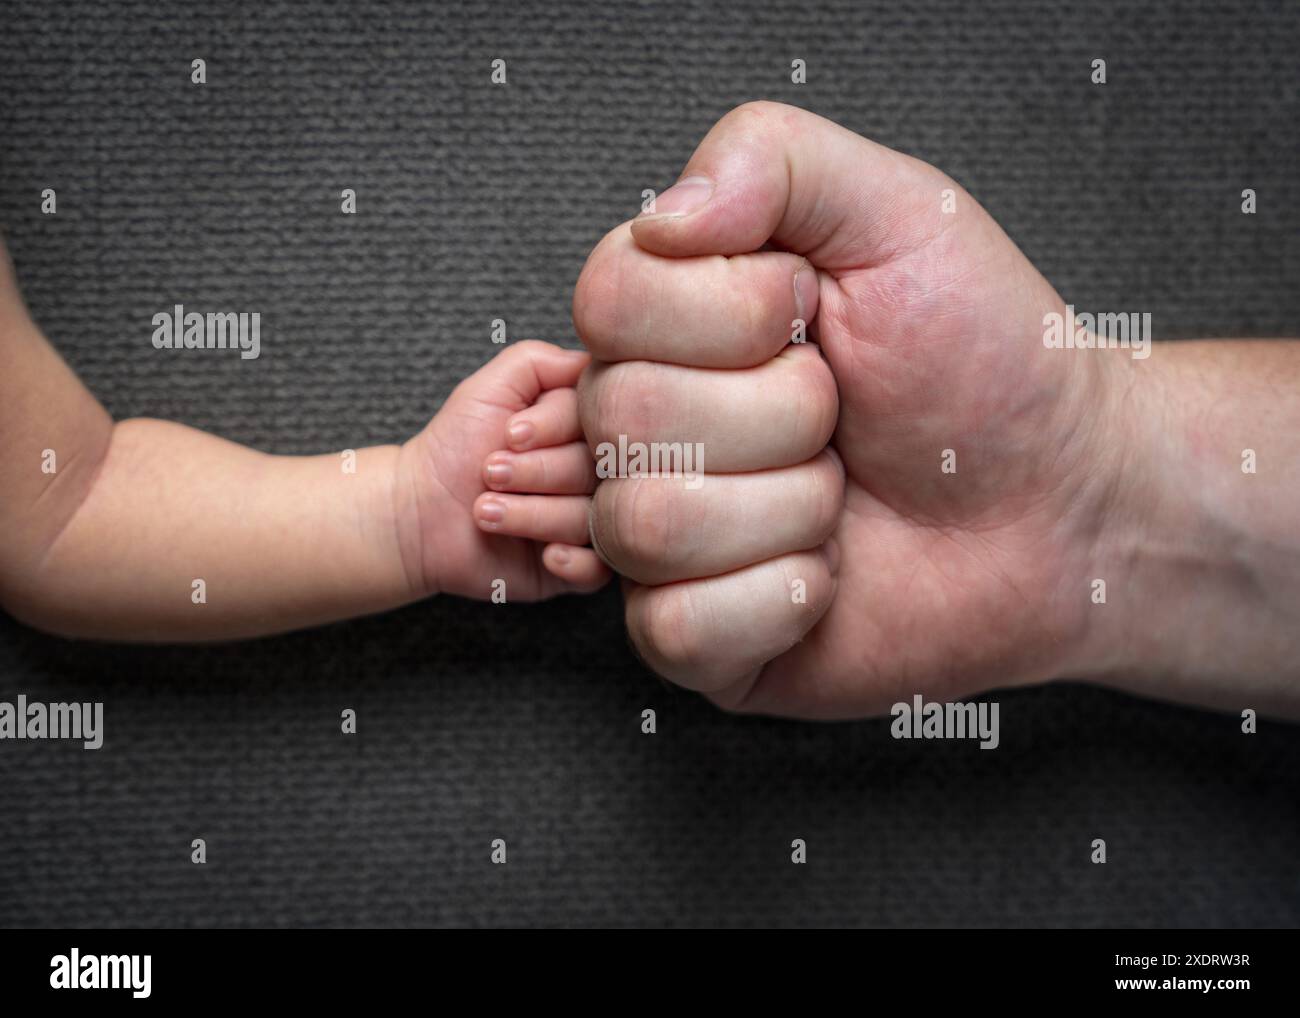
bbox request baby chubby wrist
[391,437,444,600]
[322,440,436,609]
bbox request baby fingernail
[485,461,512,486]
[550,546,571,567]
[508,421,534,449]
[643,175,712,218]
[477,499,505,526]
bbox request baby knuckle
[509,338,548,357]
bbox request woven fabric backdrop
[1,0,1297,927]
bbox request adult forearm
[1081,340,1300,715]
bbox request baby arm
[0,243,607,641]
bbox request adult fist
[576,101,1126,718]
[574,227,845,694]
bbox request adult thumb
[631,101,943,271]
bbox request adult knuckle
[576,363,605,443]
[725,99,783,127]
[606,362,664,436]
[741,279,782,350]
[790,352,838,450]
[612,480,676,573]
[572,228,629,357]
[637,585,707,674]
[811,452,845,540]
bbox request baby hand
[395,341,610,602]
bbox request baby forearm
[2,418,417,641]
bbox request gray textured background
[1,0,1298,927]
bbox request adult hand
[575,101,1300,720]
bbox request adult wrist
[1071,343,1300,714]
